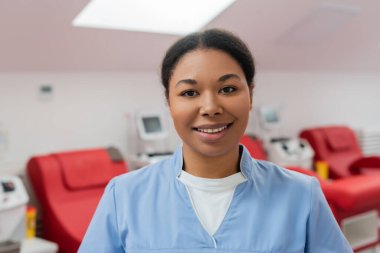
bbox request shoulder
[109,157,174,193]
[101,158,177,219]
[250,159,318,199]
[255,159,315,182]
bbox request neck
[182,144,240,179]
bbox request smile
[194,123,233,134]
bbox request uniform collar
[173,144,253,180]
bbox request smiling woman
[78,29,353,253]
[168,49,252,178]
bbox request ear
[249,83,254,110]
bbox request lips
[193,123,233,134]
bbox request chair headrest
[324,127,353,152]
[54,149,120,190]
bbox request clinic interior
[1,1,380,253]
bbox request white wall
[0,72,179,172]
[248,71,380,137]
[1,71,379,173]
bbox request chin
[191,141,239,158]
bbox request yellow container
[315,160,329,180]
[26,205,37,238]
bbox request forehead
[170,49,244,83]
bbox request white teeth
[197,125,227,134]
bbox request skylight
[72,0,236,35]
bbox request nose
[199,92,223,117]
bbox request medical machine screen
[262,108,279,124]
[142,117,162,133]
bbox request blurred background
[0,0,379,171]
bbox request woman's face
[168,49,253,158]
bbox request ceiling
[0,0,379,73]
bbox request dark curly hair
[161,28,255,99]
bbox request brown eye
[181,90,199,97]
[220,86,237,94]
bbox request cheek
[169,100,196,127]
[228,96,251,115]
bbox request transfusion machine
[135,111,172,164]
[256,106,314,169]
[0,176,29,253]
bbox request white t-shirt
[178,170,247,235]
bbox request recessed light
[72,0,236,35]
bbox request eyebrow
[175,73,241,87]
[175,79,197,87]
[218,73,241,82]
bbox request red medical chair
[240,134,380,252]
[239,135,267,160]
[27,147,128,253]
[300,126,380,179]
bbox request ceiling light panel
[73,0,236,35]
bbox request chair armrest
[349,156,380,175]
[322,175,380,211]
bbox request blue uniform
[79,145,353,253]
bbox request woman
[79,29,352,253]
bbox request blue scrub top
[79,145,353,253]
